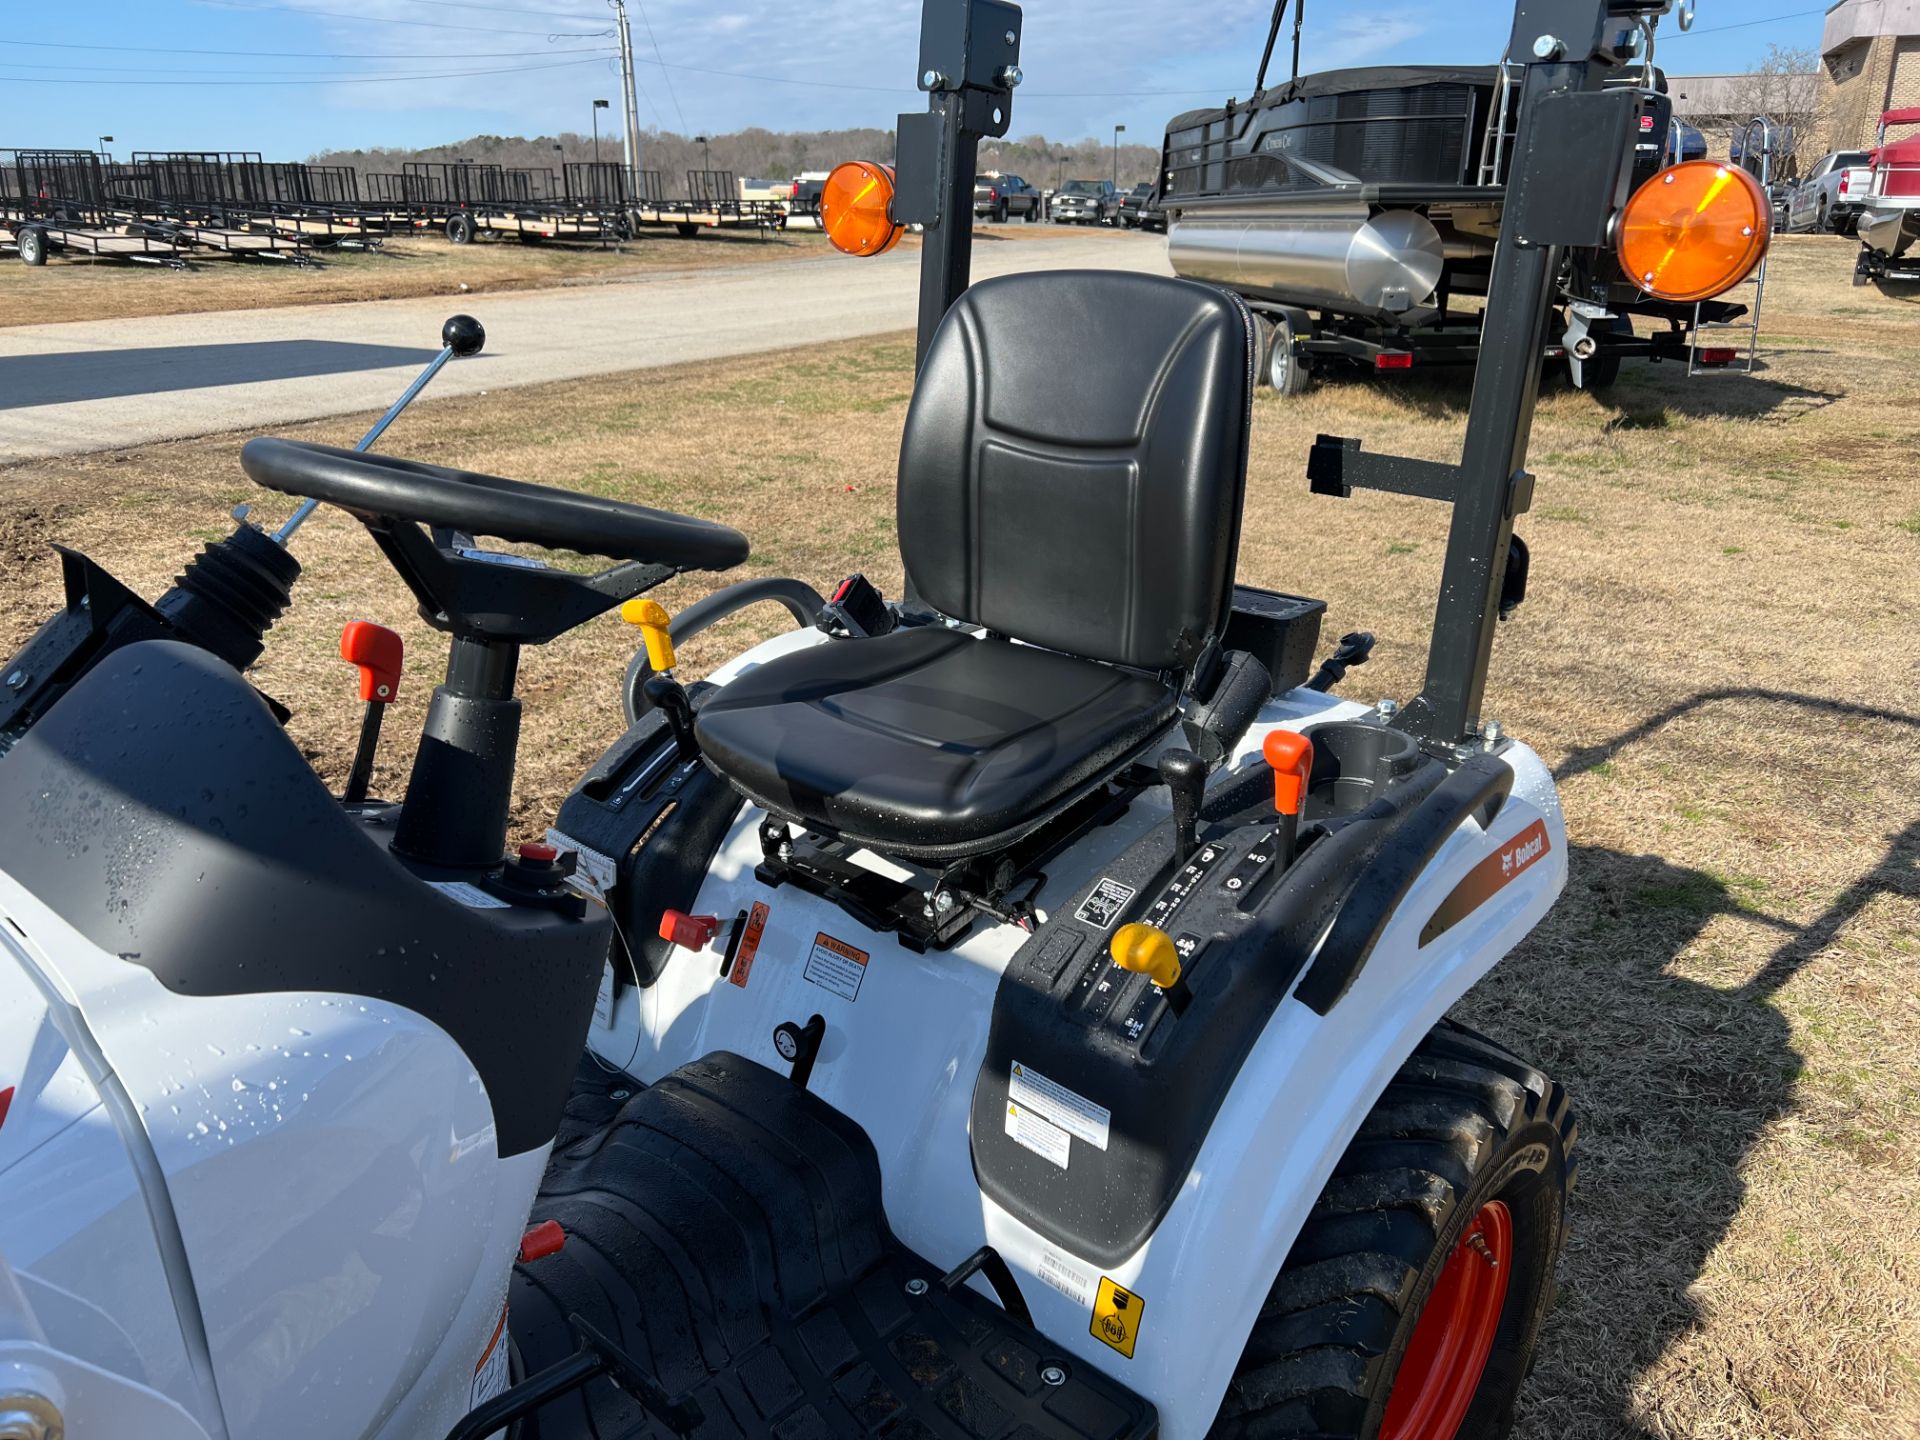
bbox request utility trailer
[1161,5,1753,392]
[630,169,789,236]
[1,149,188,267]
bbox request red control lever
[659,910,724,951]
[340,621,404,704]
[1263,730,1315,868]
[339,622,404,807]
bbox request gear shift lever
[1158,749,1206,867]
[274,315,487,547]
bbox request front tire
[18,225,48,267]
[1210,1021,1577,1440]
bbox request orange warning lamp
[822,161,905,257]
[1262,730,1315,817]
[1617,160,1770,304]
[1110,923,1183,991]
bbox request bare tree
[1712,45,1823,175]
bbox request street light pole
[98,135,114,162]
[1112,124,1126,188]
[695,134,711,173]
[592,99,610,165]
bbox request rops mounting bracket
[894,0,1023,364]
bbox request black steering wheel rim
[240,437,749,572]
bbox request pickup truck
[1788,150,1874,234]
[1119,183,1166,232]
[973,173,1042,222]
[1050,179,1120,225]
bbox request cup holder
[1302,721,1426,819]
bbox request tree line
[311,127,1166,197]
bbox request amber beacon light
[822,161,905,257]
[1616,159,1770,304]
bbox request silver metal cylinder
[1169,206,1446,317]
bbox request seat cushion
[695,626,1177,857]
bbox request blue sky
[2,1,1831,161]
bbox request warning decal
[592,963,616,1030]
[1419,818,1553,947]
[471,1302,511,1409]
[429,880,511,910]
[1009,1061,1110,1151]
[1036,1249,1096,1309]
[548,827,617,906]
[803,932,869,1002]
[1091,1277,1144,1360]
[1005,1102,1072,1169]
[1075,877,1136,930]
[729,902,770,989]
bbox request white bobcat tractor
[0,3,1766,1439]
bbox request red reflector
[1375,352,1414,371]
[518,1219,565,1263]
[518,841,558,864]
[658,909,722,950]
[0,1087,12,1132]
[1699,347,1738,365]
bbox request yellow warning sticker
[1091,1277,1144,1360]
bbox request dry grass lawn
[0,228,841,328]
[2,233,1917,1439]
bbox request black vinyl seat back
[898,270,1256,673]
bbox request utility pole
[609,0,646,179]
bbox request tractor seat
[696,270,1254,860]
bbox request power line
[628,0,690,131]
[0,55,617,86]
[1660,6,1828,39]
[0,38,607,60]
[201,2,612,38]
[0,55,616,74]
[407,0,606,16]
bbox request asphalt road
[0,231,1172,461]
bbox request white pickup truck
[1788,149,1874,234]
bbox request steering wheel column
[239,436,750,872]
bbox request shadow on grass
[1306,359,1843,427]
[1476,688,1920,1438]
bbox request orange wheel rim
[1380,1200,1514,1440]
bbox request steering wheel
[240,438,749,572]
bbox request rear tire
[18,226,48,267]
[1209,1021,1577,1440]
[445,213,475,245]
[1262,312,1312,396]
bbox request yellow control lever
[620,598,676,672]
[1110,923,1184,992]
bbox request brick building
[1817,0,1920,151]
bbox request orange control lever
[1263,730,1315,869]
[339,622,404,808]
[1262,731,1314,815]
[340,621,404,704]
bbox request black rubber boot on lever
[642,673,699,759]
